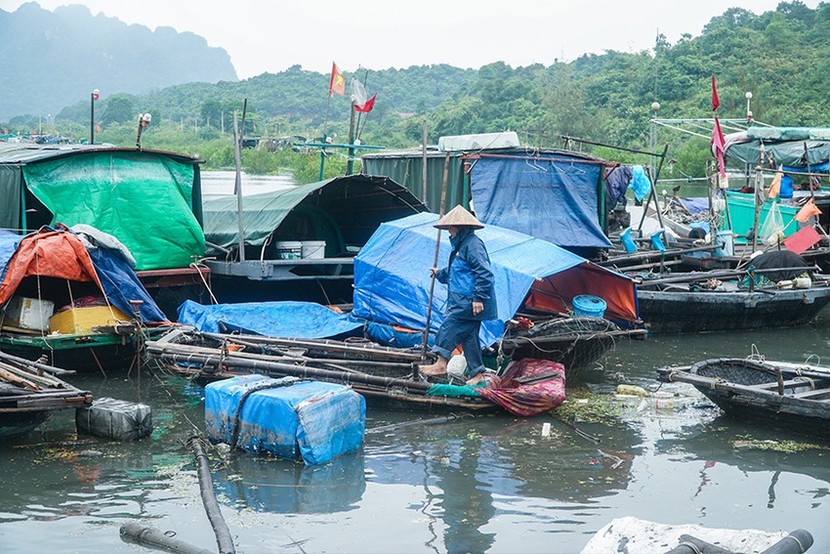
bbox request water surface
[2,313,830,553]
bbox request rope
[190,260,218,305]
[229,378,299,449]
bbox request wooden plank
[793,388,830,400]
[751,378,817,391]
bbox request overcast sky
[0,1,821,79]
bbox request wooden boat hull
[499,316,646,375]
[0,410,50,439]
[638,286,830,333]
[658,357,830,436]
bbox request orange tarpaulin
[0,229,103,307]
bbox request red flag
[328,62,345,96]
[354,93,377,113]
[712,116,726,177]
[711,75,720,111]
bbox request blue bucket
[572,295,607,318]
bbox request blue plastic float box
[205,374,366,465]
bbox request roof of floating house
[724,127,830,168]
[362,145,612,249]
[0,144,205,271]
[352,212,638,348]
[202,174,428,255]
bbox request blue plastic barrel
[572,295,607,318]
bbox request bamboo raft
[0,350,93,439]
[146,329,499,413]
[658,357,830,436]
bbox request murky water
[200,171,296,198]
[3,313,830,553]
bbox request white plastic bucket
[714,230,734,257]
[274,241,302,260]
[301,240,326,259]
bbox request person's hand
[472,300,484,315]
[429,267,438,277]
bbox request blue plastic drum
[572,295,607,318]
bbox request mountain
[0,2,237,119]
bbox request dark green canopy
[203,174,427,257]
[726,127,830,167]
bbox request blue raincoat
[433,228,497,376]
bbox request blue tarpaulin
[86,246,167,323]
[353,213,638,348]
[470,154,612,249]
[177,299,365,338]
[0,230,20,282]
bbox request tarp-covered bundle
[0,228,166,323]
[203,174,426,257]
[353,213,638,347]
[470,153,612,249]
[177,299,363,338]
[0,145,204,270]
[725,127,830,168]
[205,374,365,465]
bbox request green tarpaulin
[22,151,205,270]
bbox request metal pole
[89,92,95,145]
[346,104,356,176]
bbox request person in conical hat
[419,205,497,386]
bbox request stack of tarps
[205,374,365,465]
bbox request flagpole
[346,103,356,176]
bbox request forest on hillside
[8,1,830,182]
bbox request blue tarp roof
[470,154,612,249]
[352,212,638,347]
[177,300,364,338]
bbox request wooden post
[752,165,762,253]
[421,120,428,202]
[232,111,245,261]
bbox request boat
[351,212,644,369]
[146,327,568,416]
[633,251,830,333]
[0,349,92,439]
[201,174,428,305]
[0,143,210,317]
[657,357,830,435]
[0,226,171,369]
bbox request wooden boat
[146,328,568,416]
[496,314,646,374]
[0,350,93,439]
[633,261,830,333]
[657,357,830,435]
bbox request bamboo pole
[150,346,431,393]
[420,152,451,363]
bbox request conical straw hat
[434,205,484,229]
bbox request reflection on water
[2,312,830,551]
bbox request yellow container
[49,306,131,335]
